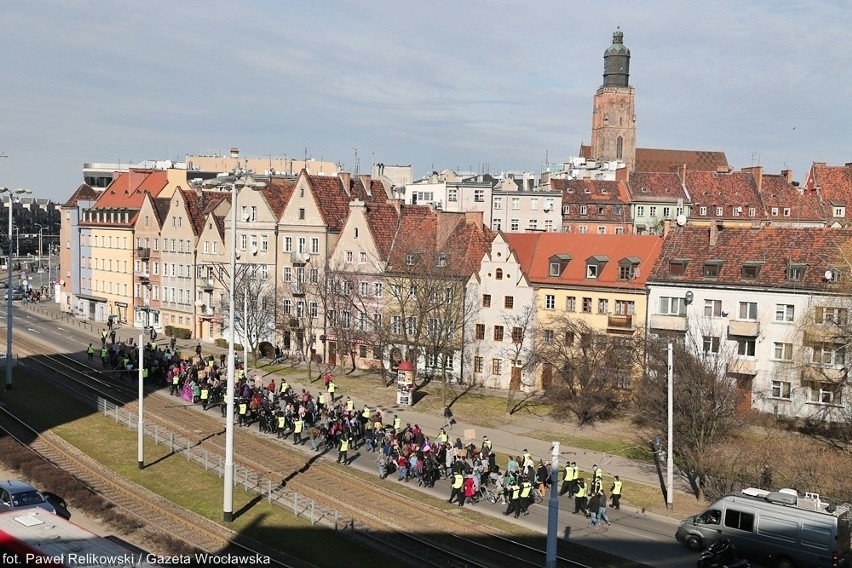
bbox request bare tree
[219,268,277,366]
[634,330,744,498]
[499,303,539,415]
[535,314,639,425]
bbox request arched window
[495,268,503,280]
[616,136,624,159]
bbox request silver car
[0,480,57,515]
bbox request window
[482,294,491,307]
[809,382,841,405]
[775,304,794,322]
[511,327,523,343]
[474,189,484,202]
[510,197,520,210]
[737,338,756,357]
[703,262,721,278]
[474,356,483,373]
[544,220,553,232]
[659,297,686,316]
[669,261,688,276]
[510,219,519,231]
[406,254,414,266]
[597,299,608,314]
[834,206,845,218]
[494,326,504,341]
[724,509,755,533]
[703,336,721,354]
[544,330,554,343]
[815,306,848,325]
[636,206,645,216]
[240,234,248,251]
[493,196,502,210]
[260,235,268,252]
[529,220,539,230]
[773,342,793,361]
[311,238,320,253]
[579,205,588,215]
[405,316,417,335]
[549,262,560,276]
[771,207,779,216]
[582,297,592,313]
[391,316,402,334]
[748,207,756,217]
[741,264,760,279]
[310,302,318,319]
[475,324,485,340]
[566,296,576,312]
[787,264,806,281]
[298,208,305,220]
[614,300,634,315]
[663,207,671,218]
[771,380,792,399]
[345,251,353,264]
[359,281,369,295]
[545,295,555,310]
[783,207,791,217]
[529,198,538,210]
[284,237,292,252]
[586,264,599,279]
[492,359,502,375]
[449,189,458,202]
[359,251,367,264]
[374,282,383,297]
[715,207,723,216]
[492,219,502,231]
[504,296,514,309]
[738,302,758,320]
[596,225,606,234]
[283,267,292,282]
[812,342,845,366]
[704,299,722,317]
[699,206,707,216]
[341,280,352,295]
[495,268,503,280]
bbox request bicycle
[532,487,544,504]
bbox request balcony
[803,323,843,345]
[197,305,215,318]
[649,314,687,332]
[801,364,847,384]
[607,314,634,332]
[289,318,300,328]
[137,247,150,260]
[727,357,757,375]
[136,271,150,283]
[201,278,215,291]
[290,252,311,265]
[292,284,306,296]
[728,320,760,337]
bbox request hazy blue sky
[2,1,850,201]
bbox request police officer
[592,464,604,493]
[276,412,286,439]
[346,396,354,412]
[573,478,589,515]
[519,478,533,516]
[316,391,325,410]
[170,372,180,396]
[481,435,493,455]
[238,399,248,426]
[293,416,304,445]
[86,343,95,361]
[610,476,623,510]
[337,436,350,465]
[503,479,521,517]
[393,414,401,431]
[327,380,337,402]
[200,386,209,408]
[448,471,465,506]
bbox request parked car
[4,289,22,301]
[0,280,7,289]
[0,480,57,515]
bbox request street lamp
[2,187,32,390]
[201,173,266,523]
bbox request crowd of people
[85,333,625,527]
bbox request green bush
[258,341,274,357]
[165,326,192,339]
[213,338,243,351]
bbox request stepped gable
[650,225,852,290]
[628,171,688,202]
[261,177,296,220]
[506,232,662,289]
[305,173,350,231]
[686,170,762,218]
[61,184,100,207]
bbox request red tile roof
[61,184,101,208]
[552,179,632,223]
[363,202,400,260]
[806,163,852,222]
[302,172,350,231]
[685,171,763,219]
[580,145,728,172]
[505,232,664,289]
[649,225,852,291]
[179,188,207,236]
[261,177,296,220]
[758,173,825,222]
[93,169,168,210]
[628,172,688,202]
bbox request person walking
[448,472,464,506]
[519,478,533,516]
[610,476,623,510]
[573,478,589,515]
[503,479,521,517]
[327,380,337,402]
[597,490,612,526]
[86,343,95,361]
[337,436,350,465]
[292,416,304,445]
[587,490,600,526]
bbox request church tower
[590,28,636,171]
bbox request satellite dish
[825,270,834,281]
[303,253,311,262]
[676,214,687,226]
[250,246,258,256]
[685,291,694,305]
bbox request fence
[97,397,363,532]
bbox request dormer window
[586,255,609,279]
[834,206,845,218]
[771,207,779,216]
[787,263,806,282]
[617,257,641,281]
[406,254,415,266]
[703,260,723,278]
[699,206,707,216]
[436,252,448,268]
[579,205,588,215]
[741,263,762,280]
[783,208,791,217]
[549,254,572,277]
[715,207,723,216]
[669,259,689,276]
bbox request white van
[676,488,851,568]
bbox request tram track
[12,330,633,568]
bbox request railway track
[12,330,628,568]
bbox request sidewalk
[24,300,700,518]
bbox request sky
[1,1,850,202]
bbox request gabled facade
[647,225,852,421]
[132,193,166,329]
[627,171,690,234]
[553,177,633,234]
[685,170,765,227]
[58,185,101,315]
[466,233,537,390]
[804,162,852,225]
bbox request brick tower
[590,28,636,171]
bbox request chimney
[709,221,722,247]
[436,210,460,248]
[615,166,629,182]
[338,172,351,195]
[781,169,794,184]
[742,166,763,191]
[662,219,672,237]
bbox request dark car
[0,480,57,515]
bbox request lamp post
[2,187,32,390]
[201,173,265,523]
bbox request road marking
[57,327,66,332]
[27,328,40,334]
